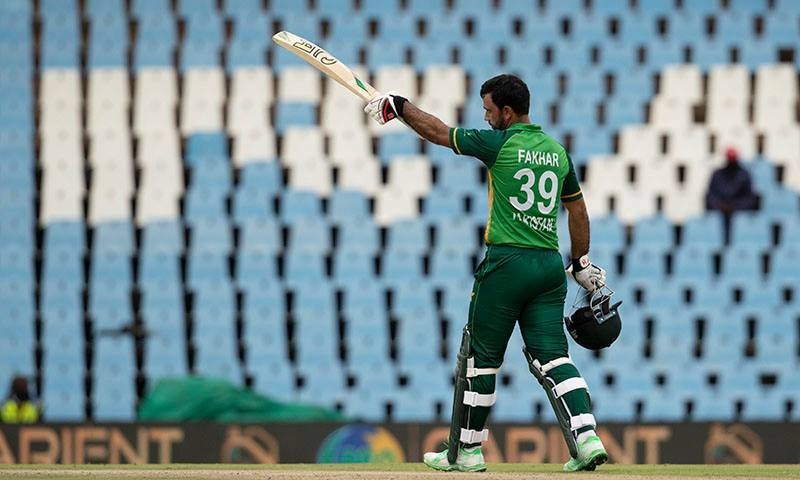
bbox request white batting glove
[364,92,408,125]
[566,255,606,292]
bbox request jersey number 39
[510,168,558,215]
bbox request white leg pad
[532,356,573,374]
[460,428,489,444]
[570,413,597,431]
[553,377,589,398]
[463,391,496,407]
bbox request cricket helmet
[564,286,623,351]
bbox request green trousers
[464,245,594,436]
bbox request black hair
[479,74,530,115]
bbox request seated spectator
[705,147,759,242]
[1,376,40,423]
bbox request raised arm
[400,102,451,147]
[364,94,451,147]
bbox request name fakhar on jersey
[517,149,560,167]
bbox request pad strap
[532,356,573,374]
[459,428,489,444]
[466,357,499,378]
[570,413,597,431]
[463,391,496,407]
[553,377,589,398]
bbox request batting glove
[364,92,408,125]
[566,255,606,292]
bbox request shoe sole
[424,460,487,473]
[581,450,608,472]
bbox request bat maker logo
[292,41,337,65]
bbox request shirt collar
[507,123,541,131]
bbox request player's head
[480,74,530,130]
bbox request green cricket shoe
[563,435,608,472]
[423,446,487,472]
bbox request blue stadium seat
[251,360,295,402]
[429,248,472,282]
[294,308,340,366]
[691,41,731,70]
[340,279,385,312]
[281,190,322,221]
[239,218,282,253]
[274,102,316,132]
[239,161,281,190]
[180,39,221,70]
[337,220,379,253]
[134,39,173,69]
[681,213,724,248]
[187,132,228,160]
[505,40,547,71]
[41,248,82,285]
[142,220,184,254]
[184,11,223,44]
[132,0,171,16]
[604,96,644,128]
[332,249,375,283]
[88,37,127,68]
[632,215,674,248]
[225,0,263,15]
[187,250,229,289]
[139,252,181,288]
[287,220,330,252]
[381,248,424,282]
[90,249,132,284]
[644,40,684,69]
[93,221,134,254]
[641,394,687,421]
[730,213,771,248]
[136,12,176,44]
[434,217,477,255]
[190,217,233,253]
[727,0,768,15]
[227,38,266,69]
[558,96,598,128]
[184,188,228,222]
[762,188,799,219]
[233,187,273,223]
[720,244,763,282]
[423,189,464,220]
[284,248,326,282]
[328,190,372,225]
[378,133,419,163]
[412,40,453,70]
[236,249,278,285]
[763,12,800,46]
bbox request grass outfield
[0,464,798,479]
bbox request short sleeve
[449,128,506,168]
[561,154,583,203]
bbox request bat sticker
[292,40,338,65]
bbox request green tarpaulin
[138,377,346,422]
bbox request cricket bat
[271,30,379,102]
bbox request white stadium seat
[663,187,704,223]
[288,159,334,195]
[89,129,132,169]
[387,155,432,196]
[713,126,757,160]
[183,68,225,105]
[337,158,382,195]
[375,66,418,98]
[659,65,703,104]
[613,187,657,224]
[584,155,627,194]
[40,102,82,136]
[755,64,797,103]
[40,130,83,168]
[667,126,710,163]
[139,160,184,198]
[650,97,694,130]
[707,65,750,103]
[39,69,82,107]
[180,99,224,134]
[230,67,274,105]
[325,66,370,102]
[88,69,130,107]
[706,96,749,130]
[227,98,271,135]
[374,187,419,225]
[421,65,466,107]
[135,68,178,105]
[416,97,458,126]
[329,128,373,165]
[277,67,322,103]
[232,128,277,165]
[136,186,181,224]
[320,96,366,133]
[280,127,324,165]
[762,126,800,165]
[580,188,612,218]
[619,125,661,160]
[137,130,181,166]
[635,160,680,195]
[89,181,133,224]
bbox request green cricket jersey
[448,123,582,250]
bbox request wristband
[571,255,590,272]
[392,95,407,117]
